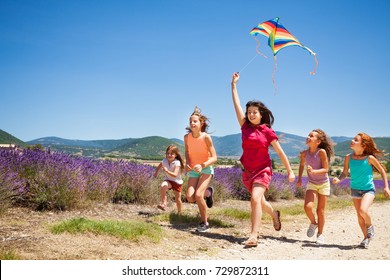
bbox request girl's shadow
[263,235,357,250]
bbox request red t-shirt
[240,122,278,172]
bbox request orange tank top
[187,133,210,166]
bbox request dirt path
[1,199,389,260]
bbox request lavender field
[0,148,388,212]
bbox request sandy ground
[1,199,389,260]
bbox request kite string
[239,37,271,73]
[238,53,259,73]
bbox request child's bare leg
[317,194,327,235]
[353,198,366,236]
[159,181,170,207]
[304,190,317,225]
[249,184,266,239]
[186,177,198,203]
[194,174,212,224]
[353,194,375,237]
[174,191,182,213]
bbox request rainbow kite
[250,17,318,92]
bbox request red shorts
[165,180,183,193]
[242,166,272,192]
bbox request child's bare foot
[157,204,166,211]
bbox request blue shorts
[188,166,214,178]
[351,188,375,198]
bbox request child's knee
[194,192,204,202]
[186,193,195,202]
[304,203,314,211]
[358,207,369,217]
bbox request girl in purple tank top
[297,129,334,244]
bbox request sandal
[272,210,281,231]
[157,204,166,211]
[243,237,258,247]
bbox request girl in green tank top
[333,133,389,248]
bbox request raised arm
[231,73,246,127]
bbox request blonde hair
[186,106,210,133]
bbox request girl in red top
[231,73,295,247]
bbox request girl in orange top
[184,106,217,232]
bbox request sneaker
[196,222,209,232]
[307,223,318,237]
[316,234,325,245]
[367,225,375,239]
[206,187,214,208]
[360,238,370,249]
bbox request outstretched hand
[232,72,239,84]
[384,188,390,199]
[288,172,295,183]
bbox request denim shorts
[188,166,214,178]
[351,188,376,198]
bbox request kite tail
[303,46,318,75]
[310,53,319,75]
[272,56,278,95]
[253,37,268,59]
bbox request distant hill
[111,136,185,158]
[334,137,390,158]
[28,136,185,159]
[23,131,390,160]
[212,134,242,157]
[331,136,353,143]
[0,129,26,147]
[29,137,133,150]
[211,132,307,158]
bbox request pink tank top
[305,149,329,185]
[187,133,210,166]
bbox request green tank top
[350,155,375,190]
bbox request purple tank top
[305,149,329,185]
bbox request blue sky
[1,0,389,142]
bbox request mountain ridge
[2,129,390,159]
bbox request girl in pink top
[231,73,295,247]
[297,129,334,244]
[184,106,217,232]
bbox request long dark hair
[245,100,274,127]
